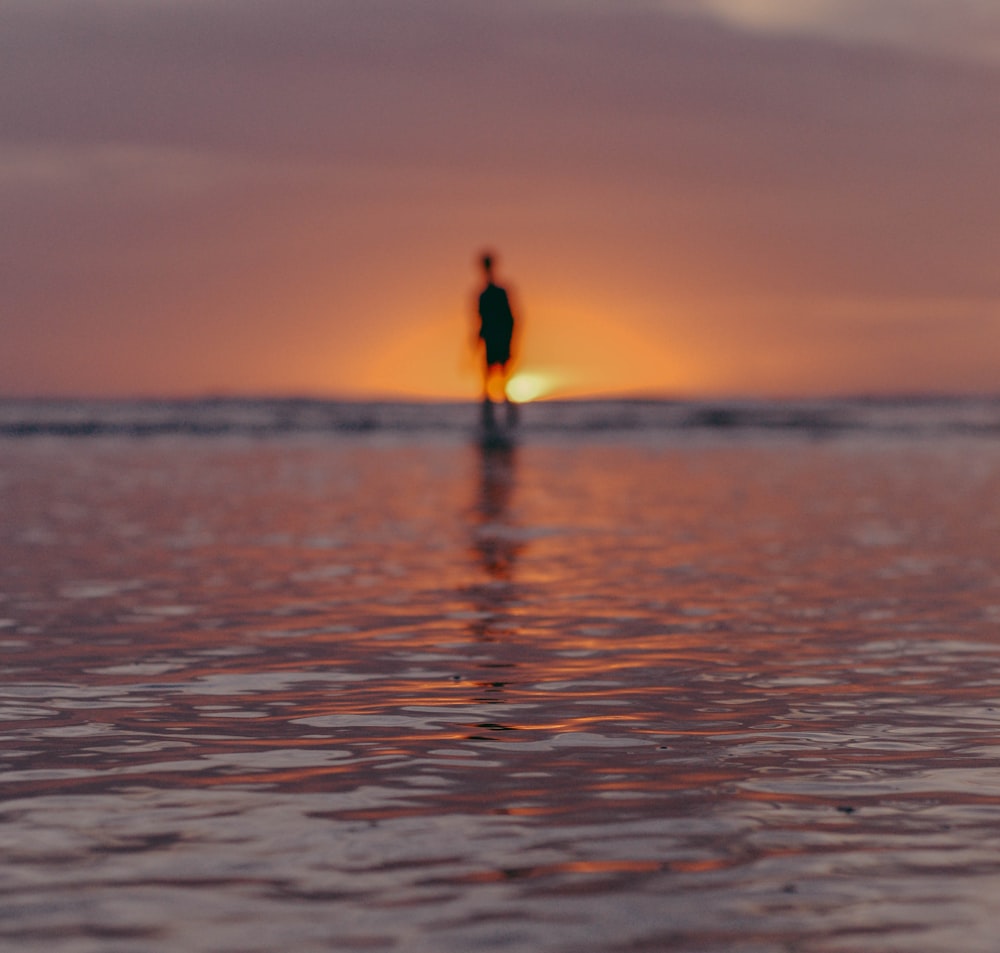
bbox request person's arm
[471,293,483,350]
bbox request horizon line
[4,389,1000,405]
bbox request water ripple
[4,435,1000,950]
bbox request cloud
[660,0,1000,65]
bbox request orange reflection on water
[459,859,663,884]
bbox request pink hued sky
[2,0,998,400]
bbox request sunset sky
[2,0,998,400]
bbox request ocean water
[4,398,1000,952]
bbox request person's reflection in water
[473,440,520,582]
[467,438,523,642]
[474,250,518,433]
[465,438,523,708]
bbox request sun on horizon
[505,371,560,404]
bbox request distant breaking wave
[4,396,1000,438]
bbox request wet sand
[3,430,1000,951]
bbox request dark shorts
[483,335,511,366]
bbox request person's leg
[482,363,497,427]
[501,363,518,427]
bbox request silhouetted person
[475,251,517,430]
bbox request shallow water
[4,430,1000,951]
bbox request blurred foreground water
[4,399,1000,951]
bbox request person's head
[480,251,496,280]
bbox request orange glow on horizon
[356,294,713,401]
[22,276,999,402]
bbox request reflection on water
[4,433,1000,950]
[469,438,522,646]
[472,437,520,581]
